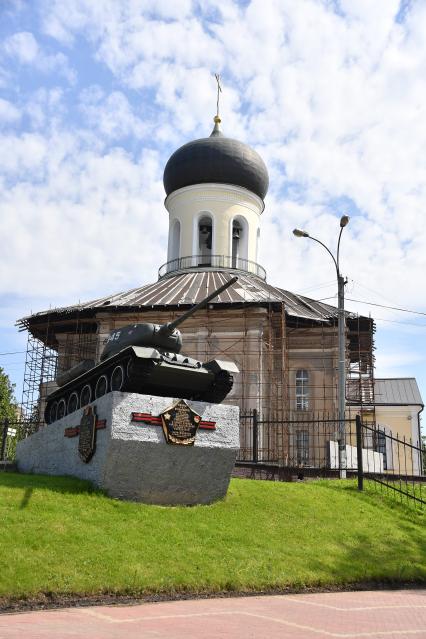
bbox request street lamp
[293,215,350,479]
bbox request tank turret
[45,278,239,424]
[100,277,237,361]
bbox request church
[18,110,422,468]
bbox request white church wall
[165,183,263,264]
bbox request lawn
[0,473,425,604]
[365,477,426,504]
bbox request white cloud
[374,349,425,379]
[0,132,47,176]
[79,87,148,141]
[3,31,75,84]
[23,88,66,130]
[0,107,167,304]
[40,0,196,46]
[0,98,20,125]
[4,31,39,63]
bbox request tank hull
[45,346,236,424]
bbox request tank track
[45,350,233,424]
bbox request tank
[44,277,240,424]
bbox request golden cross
[214,73,222,117]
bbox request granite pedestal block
[16,392,240,505]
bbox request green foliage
[0,367,17,422]
[0,475,425,602]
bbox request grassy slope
[0,473,425,600]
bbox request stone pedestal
[16,392,239,505]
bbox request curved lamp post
[293,215,350,479]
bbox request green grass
[364,477,426,505]
[0,473,425,602]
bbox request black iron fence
[238,409,358,471]
[237,411,425,508]
[356,417,425,509]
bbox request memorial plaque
[78,406,97,463]
[160,399,201,446]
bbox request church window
[296,430,309,464]
[295,369,309,410]
[198,215,212,266]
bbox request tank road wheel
[67,391,79,415]
[57,398,66,420]
[47,401,58,424]
[95,374,108,399]
[80,384,92,408]
[110,365,125,392]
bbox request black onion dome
[163,120,269,200]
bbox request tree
[0,367,17,422]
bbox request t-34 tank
[44,277,240,424]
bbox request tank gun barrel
[159,276,238,335]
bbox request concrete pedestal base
[16,392,239,505]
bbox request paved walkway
[1,589,425,638]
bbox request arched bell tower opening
[231,216,249,268]
[198,214,213,266]
[168,219,181,262]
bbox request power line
[0,351,26,356]
[348,278,398,307]
[316,295,426,317]
[346,297,426,316]
[375,317,426,328]
[299,280,336,294]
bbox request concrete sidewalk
[1,589,425,638]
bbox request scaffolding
[346,315,376,424]
[18,313,99,421]
[17,299,376,437]
[21,333,57,422]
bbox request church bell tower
[160,95,269,280]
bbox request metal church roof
[18,270,347,327]
[163,121,269,200]
[374,378,423,406]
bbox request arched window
[198,215,212,266]
[231,216,248,268]
[232,220,242,268]
[168,219,181,262]
[295,369,309,410]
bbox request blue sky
[1,0,425,420]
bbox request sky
[0,0,425,419]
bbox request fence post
[356,415,363,491]
[253,409,258,464]
[1,419,9,462]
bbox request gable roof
[374,378,423,406]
